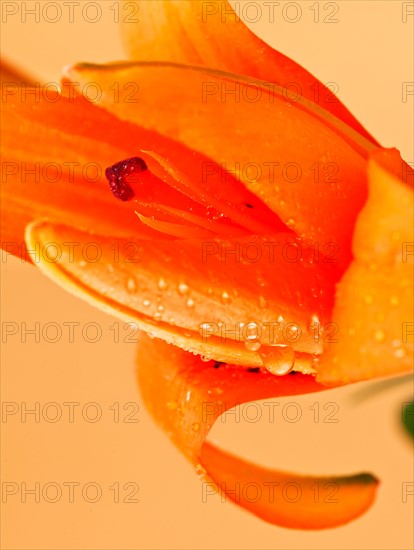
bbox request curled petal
[136,334,379,529]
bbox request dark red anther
[105,157,148,201]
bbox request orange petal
[317,149,414,385]
[25,221,342,368]
[136,334,379,529]
[121,0,377,143]
[1,87,293,259]
[67,62,377,263]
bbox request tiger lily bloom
[1,0,413,530]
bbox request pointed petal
[25,221,341,369]
[121,0,377,143]
[67,62,377,263]
[136,334,379,529]
[317,149,414,385]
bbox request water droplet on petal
[158,278,167,290]
[259,296,267,309]
[126,277,137,293]
[244,341,262,352]
[260,345,295,376]
[192,423,200,432]
[186,297,195,308]
[178,283,189,295]
[79,260,86,268]
[245,322,260,342]
[142,299,151,307]
[221,291,231,304]
[373,329,385,342]
[195,464,207,478]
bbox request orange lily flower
[1,0,413,531]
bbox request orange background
[1,1,413,549]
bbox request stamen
[105,157,148,201]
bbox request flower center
[105,153,292,238]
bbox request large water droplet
[260,345,295,376]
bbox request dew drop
[126,277,137,293]
[79,260,86,268]
[373,329,385,342]
[186,298,195,308]
[178,283,189,295]
[390,295,399,306]
[260,345,295,376]
[200,355,211,362]
[142,299,151,307]
[158,278,167,290]
[195,464,207,478]
[394,348,406,358]
[200,323,214,338]
[154,312,162,320]
[221,291,231,304]
[192,423,200,432]
[244,341,262,352]
[259,296,267,309]
[245,322,260,342]
[286,218,296,228]
[308,314,320,331]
